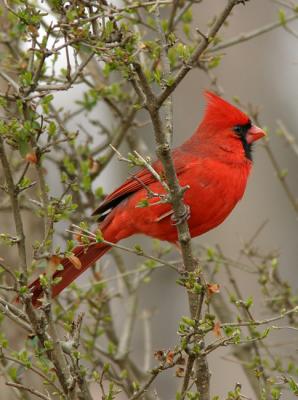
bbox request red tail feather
[29,243,110,307]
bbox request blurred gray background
[1,0,298,398]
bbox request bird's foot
[171,205,191,226]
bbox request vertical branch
[44,301,76,398]
[155,2,173,145]
[167,0,180,33]
[115,292,138,361]
[133,58,208,398]
[35,161,50,240]
[0,138,27,280]
[142,310,153,371]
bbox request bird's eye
[233,121,252,136]
[234,125,242,134]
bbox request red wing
[92,161,163,216]
[92,149,191,218]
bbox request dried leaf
[175,367,185,378]
[74,231,83,243]
[154,350,164,361]
[207,283,220,297]
[25,152,38,164]
[28,25,38,36]
[166,351,174,365]
[176,355,186,365]
[89,157,100,174]
[213,321,222,337]
[49,255,62,272]
[93,269,103,281]
[67,255,82,270]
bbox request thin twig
[157,0,248,106]
[209,13,298,53]
[277,119,298,158]
[1,352,63,396]
[221,306,298,328]
[5,382,51,400]
[66,226,178,270]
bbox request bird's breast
[182,160,251,236]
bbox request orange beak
[247,124,266,144]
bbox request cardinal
[28,91,265,305]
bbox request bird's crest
[202,91,250,130]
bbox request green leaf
[134,244,143,255]
[52,276,62,285]
[183,23,191,39]
[0,97,7,108]
[40,274,49,288]
[44,339,54,350]
[17,349,31,368]
[19,285,29,295]
[95,186,104,199]
[288,377,298,395]
[103,363,110,373]
[0,332,8,348]
[19,176,31,189]
[107,341,116,355]
[208,55,222,69]
[245,296,253,309]
[153,68,162,85]
[181,316,195,327]
[18,138,30,157]
[105,20,114,37]
[278,9,286,26]
[136,199,149,208]
[206,247,215,261]
[8,367,18,381]
[182,9,192,23]
[96,229,104,243]
[176,43,191,61]
[20,71,33,87]
[41,95,54,114]
[271,386,281,400]
[48,121,57,136]
[161,19,168,32]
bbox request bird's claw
[171,205,191,226]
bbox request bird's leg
[171,204,191,226]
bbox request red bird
[29,92,265,305]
